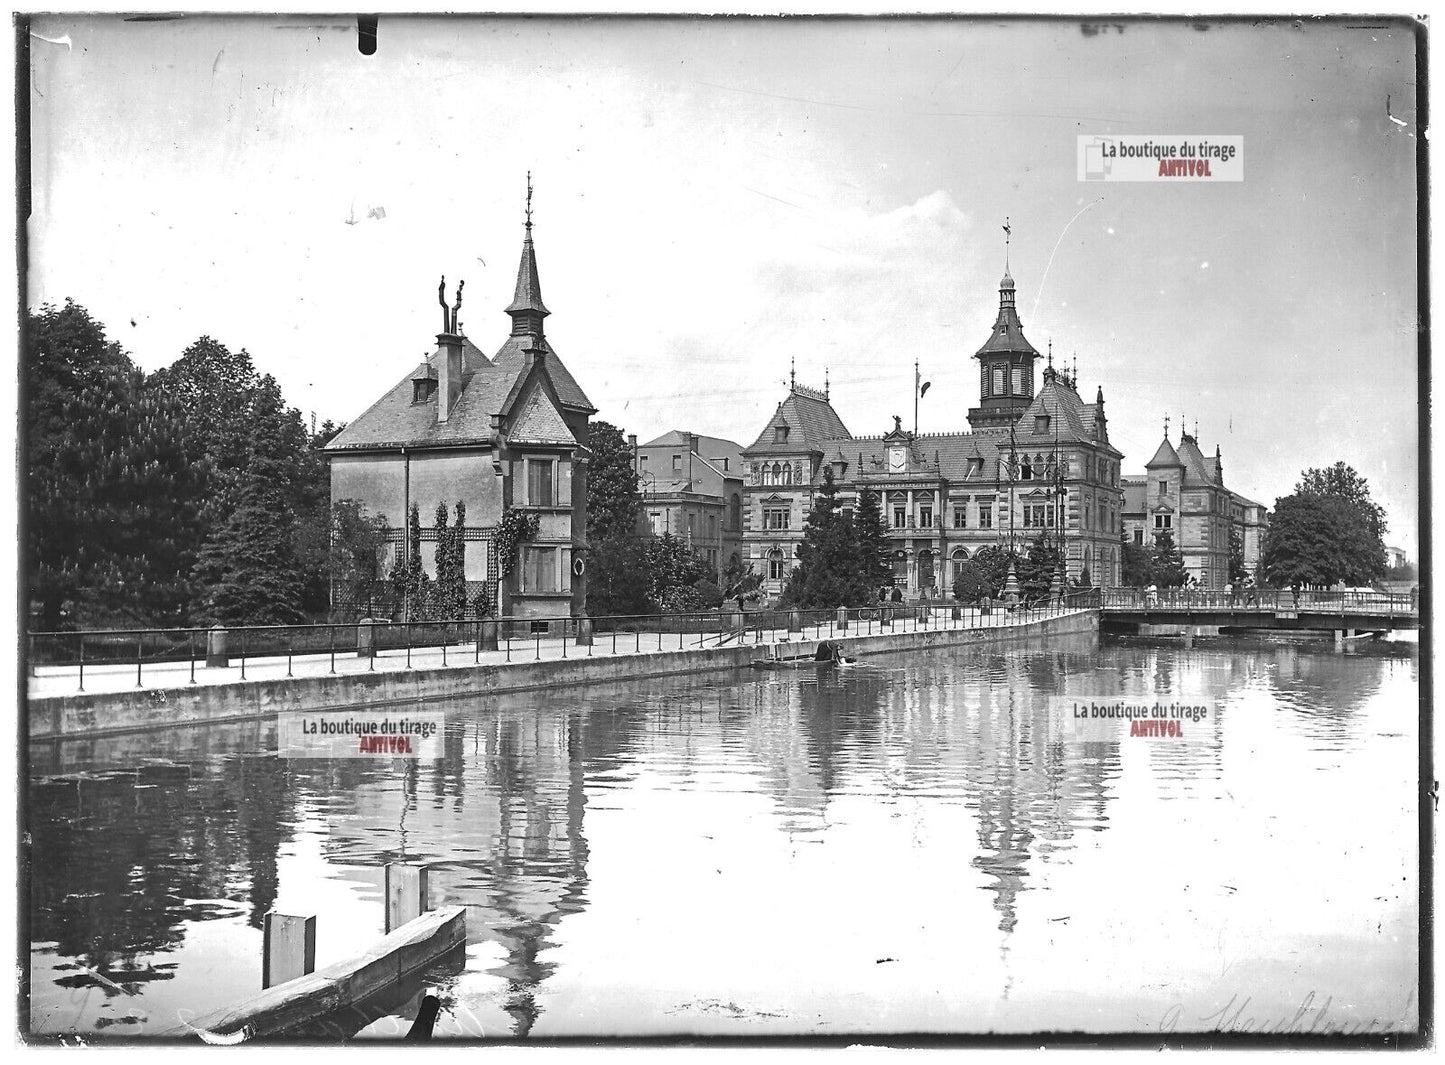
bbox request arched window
[951,546,969,583]
[768,548,785,581]
[781,464,793,486]
[891,549,909,585]
[1020,457,1033,480]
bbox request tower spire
[506,172,549,337]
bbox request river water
[27,633,1420,1039]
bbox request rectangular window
[527,459,554,506]
[1157,480,1167,498]
[1154,514,1172,530]
[525,547,558,592]
[763,508,790,531]
[893,507,906,529]
[672,454,682,471]
[1012,367,1024,395]
[920,505,933,528]
[1084,502,1091,530]
[953,506,967,529]
[1035,415,1049,434]
[649,511,664,536]
[1134,528,1144,545]
[993,366,1005,394]
[1024,504,1055,529]
[979,505,993,529]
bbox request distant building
[1121,427,1268,587]
[326,186,596,618]
[740,265,1126,599]
[631,430,745,581]
[1387,545,1409,569]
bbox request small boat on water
[751,640,854,670]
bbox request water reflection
[27,635,1418,1037]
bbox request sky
[26,14,1421,555]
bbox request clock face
[888,447,906,472]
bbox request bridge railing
[1100,587,1417,615]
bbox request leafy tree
[26,300,203,628]
[1228,527,1249,586]
[330,500,392,618]
[1017,534,1062,601]
[1121,529,1152,587]
[586,534,652,617]
[1262,493,1385,588]
[952,544,1012,604]
[431,500,468,619]
[586,420,643,542]
[643,532,713,609]
[721,556,764,606]
[1150,530,1188,588]
[1295,462,1388,545]
[191,475,307,626]
[782,468,875,608]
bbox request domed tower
[967,264,1042,431]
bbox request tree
[431,501,468,619]
[1262,493,1385,588]
[781,467,872,608]
[585,420,643,542]
[853,487,892,587]
[1121,529,1152,587]
[1017,535,1062,602]
[586,535,652,617]
[191,475,307,626]
[952,544,1012,604]
[1150,530,1188,588]
[644,532,712,608]
[1295,462,1388,545]
[1228,527,1249,586]
[330,500,392,618]
[26,300,203,628]
[388,503,431,620]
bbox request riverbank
[29,608,1098,741]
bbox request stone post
[576,617,593,647]
[356,618,377,658]
[385,863,430,934]
[836,606,848,632]
[206,626,228,668]
[479,620,499,651]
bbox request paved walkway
[28,606,1080,700]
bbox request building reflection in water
[26,635,1412,1037]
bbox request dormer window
[774,425,790,444]
[412,379,436,404]
[966,458,983,478]
[1036,415,1050,434]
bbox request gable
[509,380,576,446]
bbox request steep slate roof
[1175,434,1217,485]
[976,271,1042,358]
[326,336,501,449]
[1145,436,1183,468]
[1122,477,1147,513]
[744,386,852,452]
[509,378,577,445]
[491,334,593,412]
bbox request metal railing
[1099,587,1418,616]
[27,591,1102,694]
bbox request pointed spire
[506,171,549,336]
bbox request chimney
[687,432,699,455]
[436,331,463,422]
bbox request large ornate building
[741,266,1126,599]
[326,185,595,618]
[1121,424,1269,587]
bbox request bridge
[1097,588,1421,647]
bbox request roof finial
[1164,412,1170,437]
[1002,215,1012,271]
[1072,354,1077,385]
[1047,338,1053,368]
[1194,418,1199,440]
[790,355,796,392]
[824,365,830,399]
[524,171,534,236]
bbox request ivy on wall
[494,508,540,577]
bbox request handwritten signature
[1161,990,1416,1035]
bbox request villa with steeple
[741,258,1126,599]
[326,178,596,619]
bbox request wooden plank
[171,906,466,1040]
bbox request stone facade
[1121,431,1269,588]
[741,268,1126,600]
[631,430,745,582]
[326,194,595,619]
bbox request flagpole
[914,359,919,437]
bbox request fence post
[135,632,143,688]
[262,912,317,990]
[206,626,228,668]
[406,623,413,669]
[189,629,197,684]
[330,625,337,675]
[286,627,294,678]
[240,628,247,680]
[78,635,84,693]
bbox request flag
[919,381,931,398]
[368,206,387,220]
